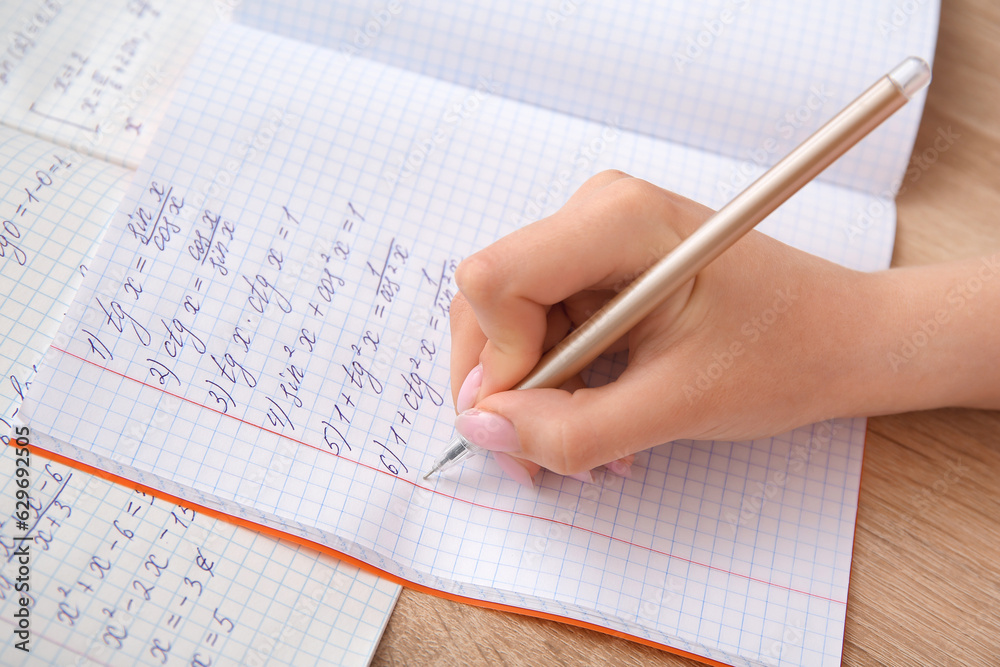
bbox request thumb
[456,363,679,477]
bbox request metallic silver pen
[423,57,931,480]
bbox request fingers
[454,173,703,398]
[605,454,635,479]
[454,357,682,477]
[450,295,572,411]
[449,292,486,407]
[560,168,631,204]
[492,452,541,487]
[447,172,717,485]
[489,450,632,487]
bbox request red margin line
[47,345,846,605]
[11,440,736,667]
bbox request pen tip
[421,469,435,481]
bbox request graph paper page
[24,23,905,666]
[0,443,399,666]
[235,0,940,197]
[0,0,217,169]
[0,127,128,436]
[0,127,401,666]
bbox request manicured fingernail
[455,409,520,452]
[493,452,534,487]
[569,470,594,483]
[606,459,632,479]
[456,364,483,413]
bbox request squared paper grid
[0,126,400,667]
[234,0,939,197]
[0,12,406,655]
[0,128,129,429]
[17,19,929,666]
[0,443,399,667]
[0,0,217,169]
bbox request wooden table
[372,1,1000,664]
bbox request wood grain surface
[372,1,1000,664]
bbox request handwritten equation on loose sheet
[0,127,130,436]
[0,450,238,665]
[0,150,76,276]
[0,443,397,667]
[71,174,459,480]
[16,0,179,138]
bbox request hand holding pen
[425,58,996,485]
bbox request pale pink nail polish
[606,459,632,479]
[569,470,594,483]
[454,409,520,452]
[493,452,534,487]
[456,364,483,413]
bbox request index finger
[454,173,701,398]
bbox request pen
[423,56,931,480]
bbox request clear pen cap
[888,57,932,99]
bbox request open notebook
[0,3,399,664]
[0,127,398,666]
[19,1,939,665]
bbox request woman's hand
[448,170,1000,484]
